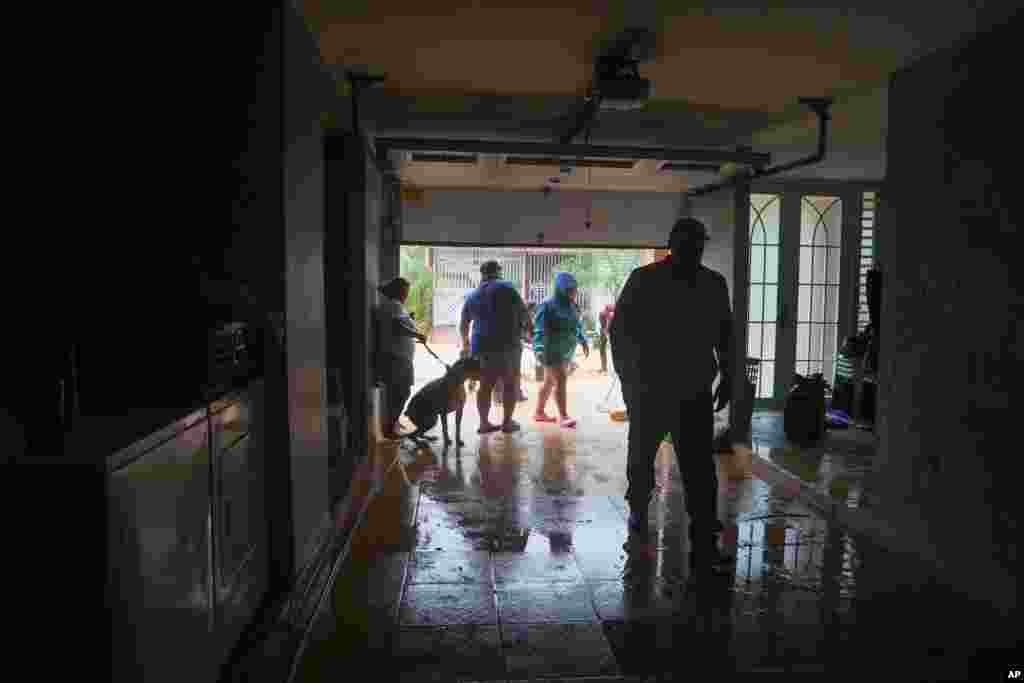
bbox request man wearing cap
[460,260,529,433]
[609,217,735,578]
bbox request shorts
[477,347,522,375]
[537,350,571,369]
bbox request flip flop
[533,414,557,423]
[501,420,521,433]
[477,423,501,434]
[559,417,577,429]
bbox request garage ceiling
[303,1,1019,188]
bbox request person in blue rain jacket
[532,271,589,428]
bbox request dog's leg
[455,401,465,448]
[401,427,429,449]
[441,412,451,448]
[416,412,439,441]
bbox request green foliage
[556,250,642,299]
[400,246,433,335]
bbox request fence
[432,247,605,327]
[432,249,525,326]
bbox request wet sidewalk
[293,351,1018,681]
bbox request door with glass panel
[747,191,849,408]
[748,194,782,408]
[794,196,843,384]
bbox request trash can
[784,373,828,444]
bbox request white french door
[748,194,782,406]
[746,185,871,408]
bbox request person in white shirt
[375,277,426,439]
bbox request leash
[418,340,451,371]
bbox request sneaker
[501,420,521,433]
[477,423,501,434]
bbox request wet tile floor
[296,353,1019,681]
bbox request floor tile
[300,372,1015,681]
[574,549,629,582]
[493,552,583,584]
[602,619,732,675]
[332,551,408,628]
[501,623,619,679]
[615,545,691,586]
[589,579,680,622]
[390,625,505,682]
[409,550,494,585]
[497,583,598,624]
[414,517,495,552]
[399,583,498,626]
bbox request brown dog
[403,356,482,448]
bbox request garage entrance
[399,244,652,427]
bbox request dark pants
[624,386,717,542]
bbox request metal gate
[525,252,592,317]
[433,248,525,326]
[431,247,623,327]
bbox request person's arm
[392,316,423,340]
[532,302,546,355]
[517,294,530,341]
[609,272,639,381]
[713,274,734,409]
[459,296,473,350]
[714,274,733,380]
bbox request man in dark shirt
[460,261,529,434]
[610,217,735,578]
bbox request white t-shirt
[376,298,417,361]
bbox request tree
[556,250,641,333]
[557,250,640,299]
[400,246,433,335]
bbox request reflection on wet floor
[296,394,1017,681]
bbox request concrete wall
[402,189,686,248]
[283,0,337,577]
[876,16,1020,609]
[364,145,383,433]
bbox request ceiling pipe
[686,97,833,198]
[375,137,771,168]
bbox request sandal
[533,413,557,423]
[559,417,577,429]
[477,423,501,434]
[501,420,521,433]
